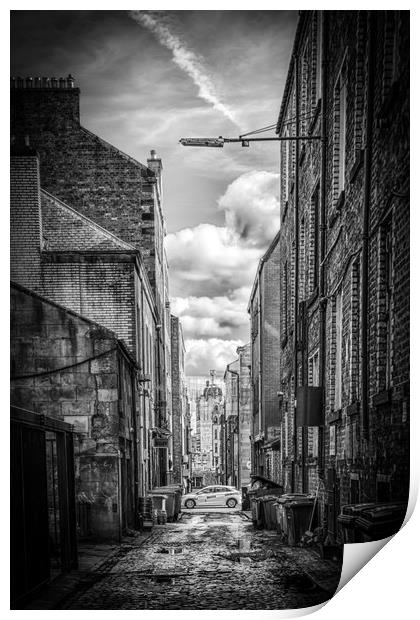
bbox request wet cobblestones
[66,511,339,610]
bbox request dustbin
[160,485,182,520]
[255,498,265,529]
[275,494,312,540]
[138,496,154,530]
[355,502,407,542]
[153,485,183,521]
[250,495,258,525]
[150,488,176,521]
[267,498,279,530]
[284,496,315,546]
[151,494,167,512]
[338,503,377,543]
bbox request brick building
[11,282,139,541]
[248,231,281,481]
[10,146,168,495]
[223,344,252,490]
[11,76,173,487]
[251,10,409,543]
[170,315,192,490]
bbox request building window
[334,290,343,411]
[310,184,320,293]
[329,424,336,456]
[251,304,259,341]
[382,11,400,99]
[284,401,289,457]
[299,216,306,301]
[333,55,347,200]
[281,261,288,342]
[300,41,310,136]
[354,12,367,157]
[378,219,394,390]
[350,259,361,401]
[214,428,218,440]
[280,126,291,206]
[315,10,323,104]
[308,350,320,387]
[308,350,319,460]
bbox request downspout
[319,11,328,478]
[293,53,300,493]
[361,12,375,440]
[131,366,140,528]
[140,282,149,492]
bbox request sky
[10,9,297,376]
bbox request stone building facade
[194,379,224,484]
[250,10,409,543]
[11,282,139,541]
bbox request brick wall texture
[249,10,409,541]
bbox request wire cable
[11,346,118,380]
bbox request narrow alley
[62,510,339,610]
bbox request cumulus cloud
[165,223,261,297]
[217,170,280,247]
[129,10,238,125]
[171,287,251,340]
[185,338,244,376]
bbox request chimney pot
[11,77,17,88]
[17,77,25,88]
[51,77,58,88]
[150,149,156,159]
[59,77,66,88]
[25,77,33,88]
[34,77,41,88]
[67,74,75,88]
[42,77,50,88]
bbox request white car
[182,485,242,509]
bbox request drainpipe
[292,53,300,493]
[319,11,328,478]
[131,367,140,528]
[361,12,375,440]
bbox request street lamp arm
[179,135,321,148]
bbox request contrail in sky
[129,10,238,126]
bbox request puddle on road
[156,547,184,555]
[154,575,175,584]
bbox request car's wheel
[226,498,237,508]
[185,499,196,509]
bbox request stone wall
[10,283,137,540]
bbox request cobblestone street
[64,510,340,610]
